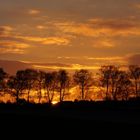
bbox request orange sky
[0,0,140,71]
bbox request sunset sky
[0,0,140,71]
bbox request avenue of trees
[0,65,140,104]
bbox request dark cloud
[0,59,32,75]
[89,19,136,30]
[0,0,139,22]
[126,53,140,65]
[30,62,72,67]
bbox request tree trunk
[106,80,109,99]
[16,91,19,103]
[81,85,84,100]
[50,90,55,104]
[111,82,115,100]
[60,88,62,102]
[135,79,138,97]
[113,86,118,101]
[38,90,42,103]
[27,90,30,103]
[62,88,65,102]
[48,90,53,104]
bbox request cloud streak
[0,41,30,54]
[16,36,70,46]
[0,26,13,36]
[33,63,100,71]
[0,24,71,55]
[54,18,140,38]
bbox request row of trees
[0,65,140,103]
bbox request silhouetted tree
[109,66,120,100]
[129,65,140,97]
[23,69,38,103]
[0,68,7,95]
[73,69,92,100]
[57,70,70,102]
[36,71,46,103]
[100,66,110,99]
[7,70,27,103]
[44,72,57,103]
[100,65,119,100]
[116,71,132,100]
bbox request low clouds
[33,63,100,71]
[52,56,126,66]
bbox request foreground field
[0,101,140,126]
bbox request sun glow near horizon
[52,101,58,105]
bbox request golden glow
[52,101,58,105]
[0,41,30,54]
[57,19,140,38]
[33,64,100,71]
[28,9,40,15]
[134,3,140,9]
[0,85,104,103]
[15,36,70,46]
[92,39,115,48]
[36,25,45,29]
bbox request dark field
[0,101,140,125]
[0,101,140,136]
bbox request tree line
[0,65,140,104]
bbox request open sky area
[0,0,140,71]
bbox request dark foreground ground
[0,101,140,136]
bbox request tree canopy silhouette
[57,70,70,102]
[44,71,57,103]
[129,65,140,97]
[0,68,7,96]
[0,65,139,103]
[7,70,27,103]
[73,69,93,100]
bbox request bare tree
[0,68,7,96]
[99,65,119,100]
[44,72,57,103]
[57,70,70,102]
[116,71,132,100]
[7,70,27,103]
[129,65,140,97]
[100,66,111,99]
[110,66,120,100]
[73,69,93,100]
[36,71,46,103]
[23,69,38,103]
